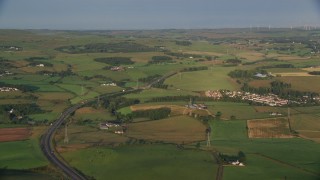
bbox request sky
[0,0,319,30]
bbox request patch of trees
[138,74,162,83]
[94,57,134,66]
[0,57,14,68]
[149,56,175,64]
[242,58,279,65]
[0,82,39,92]
[0,103,45,124]
[308,71,320,75]
[259,64,294,69]
[55,42,154,54]
[181,66,208,72]
[151,79,168,89]
[131,107,171,120]
[228,69,268,79]
[241,81,319,100]
[164,51,203,59]
[224,59,242,65]
[219,151,246,163]
[146,95,220,103]
[175,40,192,46]
[25,57,53,67]
[102,97,140,115]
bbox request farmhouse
[110,66,125,71]
[99,122,120,130]
[36,64,45,67]
[0,87,19,92]
[101,83,117,86]
[254,73,267,78]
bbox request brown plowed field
[0,127,31,142]
[247,118,293,138]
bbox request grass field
[206,102,271,120]
[62,144,217,180]
[0,139,48,169]
[127,116,206,144]
[164,67,238,91]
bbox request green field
[0,139,48,169]
[164,68,238,91]
[62,145,217,180]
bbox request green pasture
[209,119,320,178]
[62,145,217,180]
[124,88,198,102]
[205,102,271,120]
[29,112,59,122]
[0,139,48,169]
[164,67,238,91]
[223,153,318,180]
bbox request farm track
[212,152,224,180]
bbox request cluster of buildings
[99,122,124,134]
[99,122,120,130]
[101,83,117,87]
[36,64,45,67]
[233,91,289,106]
[185,103,207,109]
[0,87,19,92]
[205,90,289,106]
[0,71,13,77]
[229,160,245,166]
[110,66,125,71]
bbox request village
[0,87,19,92]
[205,90,291,106]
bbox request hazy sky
[0,0,319,30]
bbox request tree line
[55,42,155,54]
[94,57,134,66]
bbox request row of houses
[0,87,19,92]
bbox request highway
[40,74,171,179]
[40,104,87,180]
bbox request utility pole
[64,124,69,144]
[206,127,211,147]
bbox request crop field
[275,76,320,93]
[62,145,217,180]
[0,139,48,169]
[126,116,206,144]
[164,68,238,91]
[247,118,292,138]
[0,127,31,142]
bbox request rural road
[40,103,87,180]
